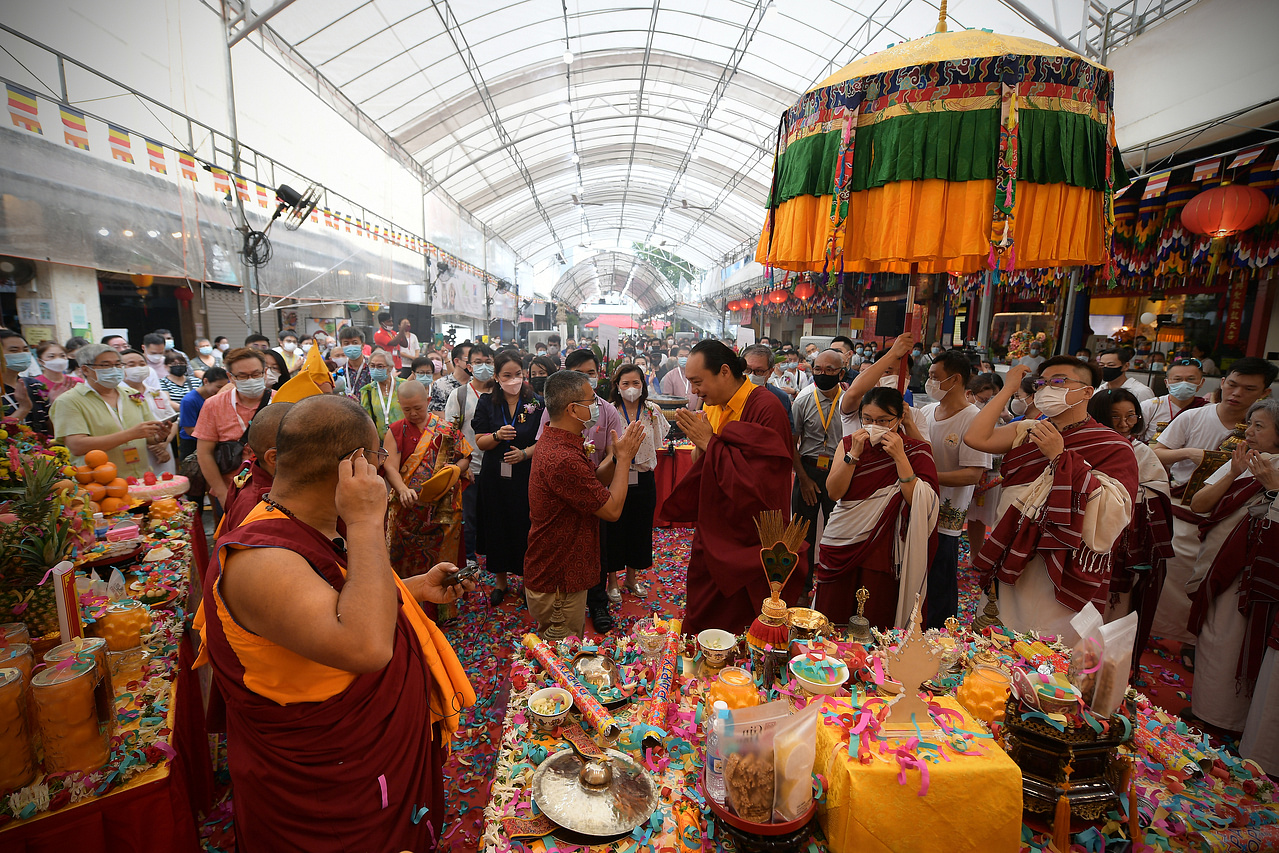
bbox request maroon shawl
[218,461,274,535]
[660,386,797,634]
[201,511,443,852]
[817,434,939,580]
[973,418,1140,612]
[1187,477,1279,688]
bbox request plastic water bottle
[705,700,729,804]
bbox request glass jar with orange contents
[45,637,115,708]
[91,600,151,651]
[2,623,31,646]
[957,664,1012,726]
[0,668,36,791]
[32,661,110,774]
[704,666,761,711]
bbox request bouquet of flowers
[1007,330,1050,360]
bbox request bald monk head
[275,394,380,489]
[246,401,293,476]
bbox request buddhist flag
[179,152,198,181]
[145,138,167,174]
[310,207,320,224]
[6,83,42,134]
[106,124,134,163]
[1191,158,1220,183]
[211,167,231,197]
[256,183,270,208]
[234,176,250,202]
[1141,171,1170,200]
[60,105,89,149]
[343,214,352,233]
[1230,146,1266,170]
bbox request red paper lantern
[726,300,738,312]
[793,280,815,300]
[753,293,764,305]
[1181,184,1271,237]
[769,287,788,304]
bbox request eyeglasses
[1031,376,1086,390]
[230,370,266,381]
[862,416,899,427]
[811,367,845,375]
[1111,413,1140,424]
[1171,358,1202,368]
[746,366,772,376]
[338,447,389,466]
[88,361,122,369]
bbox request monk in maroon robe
[217,401,290,535]
[196,395,475,851]
[662,341,797,635]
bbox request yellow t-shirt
[704,380,756,434]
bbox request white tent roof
[263,1,1098,270]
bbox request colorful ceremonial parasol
[756,5,1128,276]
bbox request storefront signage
[1222,280,1248,345]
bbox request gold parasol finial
[936,0,949,33]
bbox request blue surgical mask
[1168,381,1199,401]
[4,351,32,372]
[416,373,433,385]
[343,344,363,359]
[370,367,390,382]
[576,400,600,431]
[90,365,123,386]
[471,363,494,382]
[678,356,688,368]
[199,346,214,356]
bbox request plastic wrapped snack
[1091,611,1137,717]
[719,700,792,824]
[772,701,820,821]
[1068,604,1105,707]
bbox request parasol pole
[1059,268,1081,355]
[899,263,919,391]
[978,269,995,350]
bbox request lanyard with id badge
[810,385,837,471]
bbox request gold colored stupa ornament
[847,587,873,645]
[972,580,1004,634]
[882,597,943,735]
[746,511,812,658]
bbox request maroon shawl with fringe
[1188,477,1279,688]
[973,418,1139,612]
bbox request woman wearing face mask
[409,355,436,388]
[262,349,292,393]
[192,337,219,379]
[1,330,37,425]
[603,364,671,602]
[1184,400,1279,757]
[122,349,178,475]
[24,340,84,434]
[1087,388,1173,660]
[358,351,404,439]
[815,387,940,629]
[472,351,542,605]
[528,355,559,397]
[160,351,201,410]
[1006,374,1041,422]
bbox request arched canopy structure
[551,250,674,312]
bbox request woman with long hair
[471,350,542,605]
[815,387,940,628]
[604,363,670,601]
[27,340,83,434]
[1087,388,1173,668]
[527,354,559,397]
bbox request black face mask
[812,373,841,391]
[530,376,547,395]
[1101,365,1123,382]
[169,363,188,377]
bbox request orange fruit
[99,497,126,514]
[104,478,129,498]
[53,479,75,493]
[89,501,101,514]
[84,449,109,468]
[92,463,118,484]
[74,465,95,484]
[85,482,107,502]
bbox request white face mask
[588,376,599,390]
[877,375,899,389]
[282,342,297,352]
[41,357,69,374]
[1034,385,1083,418]
[925,375,955,400]
[332,356,348,368]
[749,373,768,386]
[124,365,152,383]
[265,369,280,385]
[863,423,892,445]
[146,352,165,364]
[217,342,230,352]
[1009,396,1028,416]
[620,387,642,402]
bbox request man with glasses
[1141,357,1208,443]
[1150,357,1278,662]
[525,370,644,638]
[193,347,274,509]
[790,349,847,601]
[1097,349,1156,403]
[196,394,475,851]
[743,344,793,420]
[49,343,167,479]
[965,357,1139,636]
[661,345,700,410]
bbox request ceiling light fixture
[571,152,580,164]
[97,228,110,237]
[122,230,134,237]
[563,50,574,65]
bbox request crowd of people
[4,313,1277,845]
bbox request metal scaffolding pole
[978,270,995,349]
[222,0,259,335]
